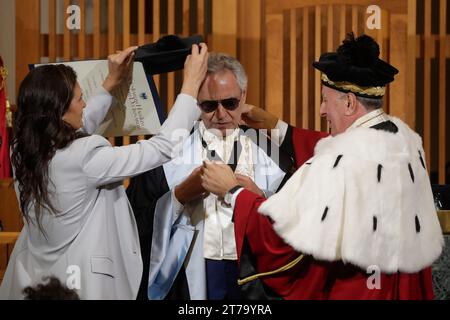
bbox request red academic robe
[233,127,434,300]
[0,56,10,179]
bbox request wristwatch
[223,185,243,206]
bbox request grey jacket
[0,89,200,300]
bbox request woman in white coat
[0,44,208,299]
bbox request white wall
[0,0,16,103]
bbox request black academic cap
[312,33,399,98]
[134,34,203,75]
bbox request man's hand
[180,43,209,98]
[201,161,239,198]
[103,46,138,93]
[174,166,207,205]
[235,174,264,197]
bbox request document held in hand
[33,60,164,137]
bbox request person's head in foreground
[23,276,80,300]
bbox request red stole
[0,56,10,179]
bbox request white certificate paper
[35,60,162,137]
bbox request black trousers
[205,259,242,300]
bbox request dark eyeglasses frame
[198,98,241,113]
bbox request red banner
[0,55,11,178]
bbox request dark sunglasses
[198,98,240,113]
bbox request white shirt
[173,122,256,260]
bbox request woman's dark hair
[23,276,80,300]
[11,64,86,231]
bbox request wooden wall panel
[212,0,237,55]
[64,0,71,61]
[314,5,322,131]
[406,0,416,129]
[0,178,22,284]
[327,5,334,52]
[183,0,190,36]
[301,7,309,129]
[339,4,346,41]
[290,9,298,127]
[15,0,40,90]
[138,0,145,45]
[93,0,101,59]
[107,0,116,147]
[78,0,86,60]
[0,179,22,232]
[198,0,205,35]
[108,0,116,54]
[267,0,407,15]
[167,0,175,112]
[122,0,131,163]
[423,0,432,168]
[438,0,447,184]
[265,14,284,119]
[48,0,57,62]
[351,5,359,35]
[238,0,263,106]
[389,14,408,121]
[78,0,87,60]
[152,0,161,96]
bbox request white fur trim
[259,117,444,273]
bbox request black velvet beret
[313,33,398,98]
[134,34,203,75]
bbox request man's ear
[345,92,358,116]
[240,90,247,105]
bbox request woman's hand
[180,43,209,98]
[103,46,138,93]
[241,104,279,130]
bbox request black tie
[201,136,242,172]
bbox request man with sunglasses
[127,53,307,300]
[201,33,443,299]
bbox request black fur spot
[321,207,329,222]
[418,151,426,170]
[377,164,383,183]
[415,215,421,233]
[333,155,343,168]
[373,216,378,231]
[408,163,415,183]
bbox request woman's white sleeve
[82,93,200,186]
[81,87,113,135]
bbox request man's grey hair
[207,52,248,92]
[339,92,384,110]
[356,96,384,110]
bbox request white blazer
[0,88,200,300]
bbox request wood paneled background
[5,0,449,227]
